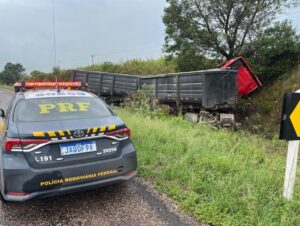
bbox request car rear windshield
[15,97,112,122]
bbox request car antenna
[56,77,60,93]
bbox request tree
[171,46,218,71]
[0,63,25,84]
[163,0,299,66]
[244,20,300,83]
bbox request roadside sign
[280,91,300,200]
[280,92,300,140]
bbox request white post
[283,140,300,200]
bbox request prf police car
[0,82,137,202]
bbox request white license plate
[60,141,97,156]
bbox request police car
[0,82,137,202]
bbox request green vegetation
[245,21,300,84]
[27,69,71,81]
[0,84,13,91]
[0,1,297,225]
[239,67,300,138]
[0,58,175,83]
[115,107,300,225]
[81,58,176,75]
[0,63,25,84]
[0,63,72,83]
[163,0,298,71]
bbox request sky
[0,0,299,73]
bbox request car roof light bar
[14,81,83,92]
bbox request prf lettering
[39,102,90,114]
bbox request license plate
[60,141,97,156]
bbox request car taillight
[106,128,131,138]
[4,138,21,151]
[4,138,48,152]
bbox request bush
[124,85,170,118]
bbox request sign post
[283,140,299,200]
[280,91,300,200]
[279,89,300,200]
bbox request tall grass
[116,108,300,225]
[240,68,300,137]
[81,57,176,75]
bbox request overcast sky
[0,0,299,73]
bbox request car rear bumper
[4,170,137,202]
[2,145,137,202]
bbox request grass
[115,108,300,226]
[0,84,13,91]
[240,67,300,138]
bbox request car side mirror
[0,109,5,118]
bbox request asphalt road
[0,88,202,226]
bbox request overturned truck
[70,57,261,111]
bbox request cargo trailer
[71,68,238,110]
